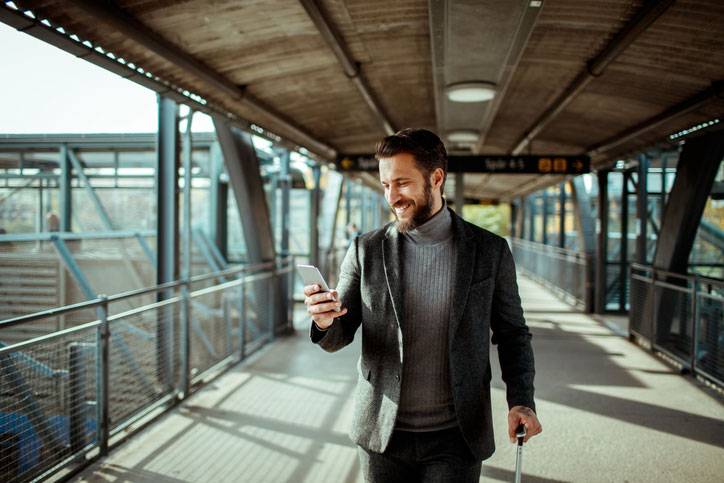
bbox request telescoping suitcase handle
[514,424,526,483]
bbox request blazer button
[395,374,400,381]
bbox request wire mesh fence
[629,263,724,390]
[0,257,294,482]
[511,238,591,308]
[0,323,98,482]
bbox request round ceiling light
[445,81,497,102]
[447,129,480,143]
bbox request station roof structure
[2,0,724,201]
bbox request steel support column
[180,111,194,398]
[558,184,566,248]
[620,172,630,311]
[635,155,649,264]
[527,195,535,241]
[280,151,291,258]
[541,189,549,245]
[59,145,72,232]
[515,197,526,241]
[455,172,464,214]
[310,165,322,267]
[570,177,596,313]
[156,95,179,390]
[209,143,228,261]
[345,181,353,226]
[320,171,344,277]
[595,170,610,313]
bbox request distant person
[46,212,60,232]
[304,128,540,482]
[0,227,14,250]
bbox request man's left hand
[508,405,541,443]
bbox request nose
[386,186,399,206]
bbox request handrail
[0,256,294,329]
[630,262,724,289]
[0,230,156,243]
[510,237,590,260]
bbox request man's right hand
[303,284,347,329]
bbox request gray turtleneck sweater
[395,203,457,431]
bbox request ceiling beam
[299,0,395,136]
[510,0,675,156]
[64,0,335,160]
[587,82,724,163]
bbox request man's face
[378,152,442,233]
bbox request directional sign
[449,155,590,174]
[336,154,590,174]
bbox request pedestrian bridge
[68,276,723,483]
[1,0,724,481]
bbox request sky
[0,21,214,134]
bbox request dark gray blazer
[311,208,535,461]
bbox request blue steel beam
[212,117,276,264]
[67,149,116,230]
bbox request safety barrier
[511,238,592,309]
[0,257,294,482]
[629,264,724,390]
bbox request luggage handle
[514,424,526,483]
[516,424,526,445]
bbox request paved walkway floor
[75,275,724,482]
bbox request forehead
[378,152,422,181]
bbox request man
[304,128,541,482]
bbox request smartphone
[296,264,341,311]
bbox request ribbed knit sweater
[395,204,457,431]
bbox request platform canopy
[3,0,724,201]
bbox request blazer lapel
[449,210,476,340]
[382,225,404,329]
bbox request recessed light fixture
[447,129,481,143]
[446,81,496,102]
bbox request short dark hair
[375,128,447,194]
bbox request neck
[404,199,452,245]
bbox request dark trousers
[358,427,482,483]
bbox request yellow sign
[538,158,552,173]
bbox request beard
[392,178,435,233]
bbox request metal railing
[0,257,294,482]
[511,238,592,309]
[629,263,724,389]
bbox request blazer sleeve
[310,236,363,352]
[490,239,536,412]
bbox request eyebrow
[381,176,412,184]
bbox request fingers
[508,405,542,443]
[310,307,347,329]
[303,284,322,296]
[304,289,339,307]
[303,285,345,330]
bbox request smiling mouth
[393,201,413,217]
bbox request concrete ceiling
[2,0,724,202]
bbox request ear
[430,167,444,190]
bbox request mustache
[391,198,413,208]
